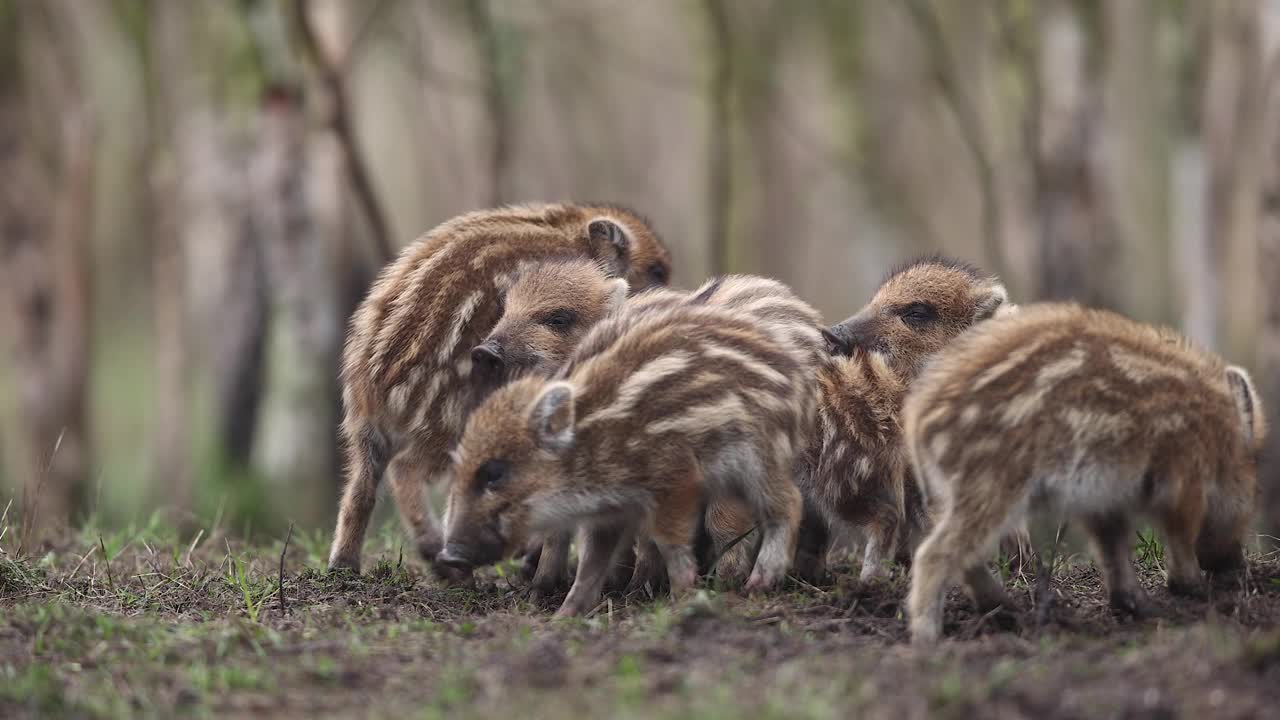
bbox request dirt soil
[2,527,1279,719]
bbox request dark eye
[542,309,576,332]
[649,263,669,285]
[475,459,509,492]
[899,302,937,328]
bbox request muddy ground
[1,524,1279,719]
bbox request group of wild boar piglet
[324,203,1267,645]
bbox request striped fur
[795,257,1011,583]
[438,301,819,617]
[484,265,825,591]
[327,204,671,573]
[904,303,1266,644]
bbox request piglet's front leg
[555,523,635,618]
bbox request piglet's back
[905,303,1249,483]
[343,203,668,430]
[558,304,814,452]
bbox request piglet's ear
[973,282,1009,322]
[1225,365,1266,450]
[588,218,631,279]
[603,278,629,315]
[528,381,576,454]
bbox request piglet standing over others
[436,299,820,617]
[327,204,671,575]
[903,303,1266,644]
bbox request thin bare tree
[465,0,515,207]
[1031,0,1115,307]
[0,2,94,534]
[1255,0,1280,536]
[703,0,734,276]
[293,0,394,267]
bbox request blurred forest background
[2,0,1280,543]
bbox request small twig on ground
[184,528,205,568]
[99,536,115,592]
[961,605,1008,641]
[68,543,98,579]
[787,573,831,597]
[278,522,295,615]
[0,497,13,552]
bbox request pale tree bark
[1200,0,1266,355]
[205,175,267,470]
[466,0,514,207]
[146,2,194,515]
[0,4,93,537]
[1255,0,1280,536]
[294,0,393,267]
[742,3,792,280]
[703,0,733,276]
[250,0,370,523]
[1102,0,1171,322]
[251,91,345,526]
[1033,0,1116,307]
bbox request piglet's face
[437,379,577,573]
[825,259,1008,381]
[472,262,627,384]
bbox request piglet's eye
[542,309,576,332]
[649,263,669,285]
[475,459,509,491]
[899,302,937,328]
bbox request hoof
[327,556,361,575]
[552,604,582,620]
[1109,589,1147,618]
[859,563,892,583]
[1167,577,1207,600]
[910,625,942,647]
[530,576,567,603]
[744,571,778,595]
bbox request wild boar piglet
[796,256,1012,583]
[436,301,818,617]
[327,203,671,574]
[904,303,1266,644]
[479,261,825,593]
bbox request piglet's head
[824,256,1009,381]
[436,378,578,574]
[472,260,628,385]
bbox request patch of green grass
[1135,528,1165,573]
[225,553,275,622]
[367,556,416,590]
[0,555,46,595]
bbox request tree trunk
[0,11,93,536]
[1102,0,1171,322]
[1255,0,1280,537]
[1201,0,1266,356]
[1034,0,1115,307]
[466,0,514,207]
[703,0,733,276]
[251,91,344,527]
[146,2,193,516]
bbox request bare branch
[293,0,394,265]
[902,0,1005,277]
